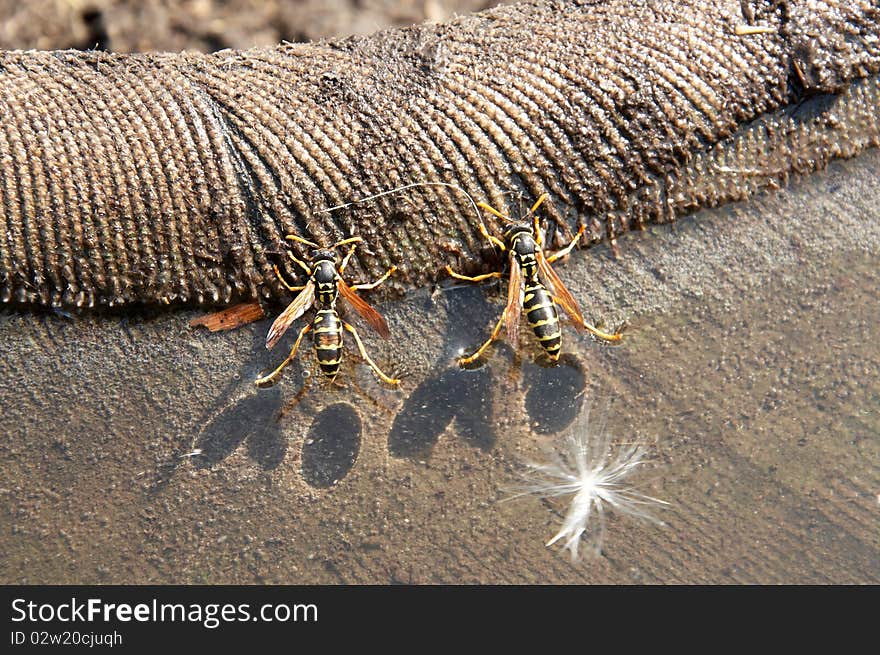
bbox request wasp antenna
[477,201,511,222]
[285,234,320,248]
[331,235,364,250]
[528,193,549,215]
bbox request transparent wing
[337,277,391,339]
[265,280,315,349]
[505,252,524,345]
[536,248,585,329]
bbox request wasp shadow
[522,353,586,434]
[388,365,494,458]
[193,387,287,469]
[302,402,362,488]
[142,311,281,493]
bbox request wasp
[255,235,399,389]
[445,193,622,365]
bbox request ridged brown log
[0,0,878,308]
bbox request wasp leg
[285,250,312,274]
[272,264,307,292]
[480,224,507,251]
[444,265,503,283]
[350,265,397,291]
[255,323,313,386]
[555,302,622,342]
[545,225,586,263]
[343,321,400,386]
[339,243,358,274]
[580,321,623,341]
[458,307,508,365]
[473,202,512,250]
[284,235,319,273]
[338,237,371,275]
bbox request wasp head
[503,222,537,253]
[310,248,337,264]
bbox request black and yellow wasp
[446,193,621,365]
[255,234,399,388]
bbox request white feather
[507,400,668,561]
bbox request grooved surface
[0,0,879,308]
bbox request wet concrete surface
[1,149,878,583]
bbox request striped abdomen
[313,309,343,378]
[523,282,561,360]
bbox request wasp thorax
[312,259,337,287]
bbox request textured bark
[0,0,878,308]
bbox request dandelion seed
[507,400,668,561]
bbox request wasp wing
[536,248,586,330]
[265,279,316,349]
[189,302,265,332]
[337,277,391,339]
[505,252,524,344]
